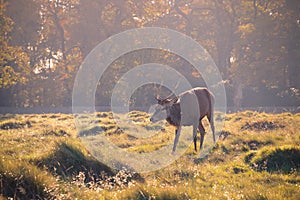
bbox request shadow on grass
[34,141,144,185]
[77,126,104,137]
[34,142,115,180]
[193,154,209,164]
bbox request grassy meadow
[0,110,299,199]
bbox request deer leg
[207,112,216,143]
[198,121,206,150]
[193,121,198,152]
[193,136,197,152]
[172,126,181,153]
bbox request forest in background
[0,0,299,108]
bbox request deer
[150,87,215,153]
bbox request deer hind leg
[207,112,216,143]
[193,121,198,152]
[198,121,206,150]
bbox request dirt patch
[241,120,285,131]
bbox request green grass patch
[0,110,299,199]
[247,145,300,173]
[127,142,169,153]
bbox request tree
[1,0,299,108]
[0,2,30,89]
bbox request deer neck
[166,103,181,127]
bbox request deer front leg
[172,126,181,153]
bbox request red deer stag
[150,87,215,153]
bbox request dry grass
[0,111,299,199]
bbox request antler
[164,78,181,100]
[153,82,163,101]
[155,95,162,101]
[164,93,175,100]
[153,78,180,101]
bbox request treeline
[0,0,299,108]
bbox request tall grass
[0,111,299,199]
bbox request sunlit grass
[0,111,299,199]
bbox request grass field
[0,111,299,199]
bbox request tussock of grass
[42,129,69,137]
[34,140,114,179]
[241,120,285,131]
[247,145,300,173]
[0,159,55,199]
[96,112,114,119]
[0,120,31,130]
